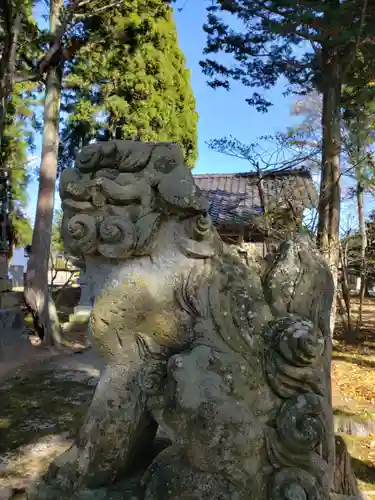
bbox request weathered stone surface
[0,306,33,361]
[0,293,19,308]
[0,278,12,293]
[77,261,94,310]
[27,141,335,500]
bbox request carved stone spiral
[76,144,104,173]
[270,468,324,500]
[266,393,328,497]
[66,214,97,255]
[97,216,135,258]
[264,315,325,398]
[118,142,156,172]
[267,315,325,365]
[276,393,326,455]
[265,317,330,499]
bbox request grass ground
[0,370,94,455]
[333,296,375,496]
[0,366,97,492]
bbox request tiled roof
[193,168,318,226]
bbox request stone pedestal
[0,289,19,308]
[0,254,33,361]
[0,305,33,361]
[64,266,93,347]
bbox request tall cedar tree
[201,0,375,326]
[59,0,198,171]
[25,0,64,347]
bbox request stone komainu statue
[28,141,334,500]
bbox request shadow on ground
[0,352,102,491]
[351,457,375,488]
[332,355,375,370]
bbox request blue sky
[26,0,369,227]
[173,2,299,174]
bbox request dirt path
[0,326,93,386]
[0,349,104,496]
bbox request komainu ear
[157,163,209,213]
[178,214,222,259]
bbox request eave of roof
[193,169,318,226]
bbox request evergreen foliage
[51,210,64,253]
[201,1,375,110]
[59,0,198,171]
[200,0,375,276]
[1,81,38,247]
[0,0,43,247]
[341,46,375,156]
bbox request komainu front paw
[27,445,84,500]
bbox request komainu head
[59,140,209,259]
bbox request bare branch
[76,0,93,7]
[73,0,122,19]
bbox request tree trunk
[365,279,371,297]
[256,168,272,254]
[339,242,358,344]
[316,45,342,337]
[316,37,342,492]
[24,0,64,347]
[355,141,367,333]
[332,436,363,498]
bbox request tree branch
[73,0,122,19]
[13,0,80,83]
[13,0,123,84]
[256,5,322,43]
[342,0,369,77]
